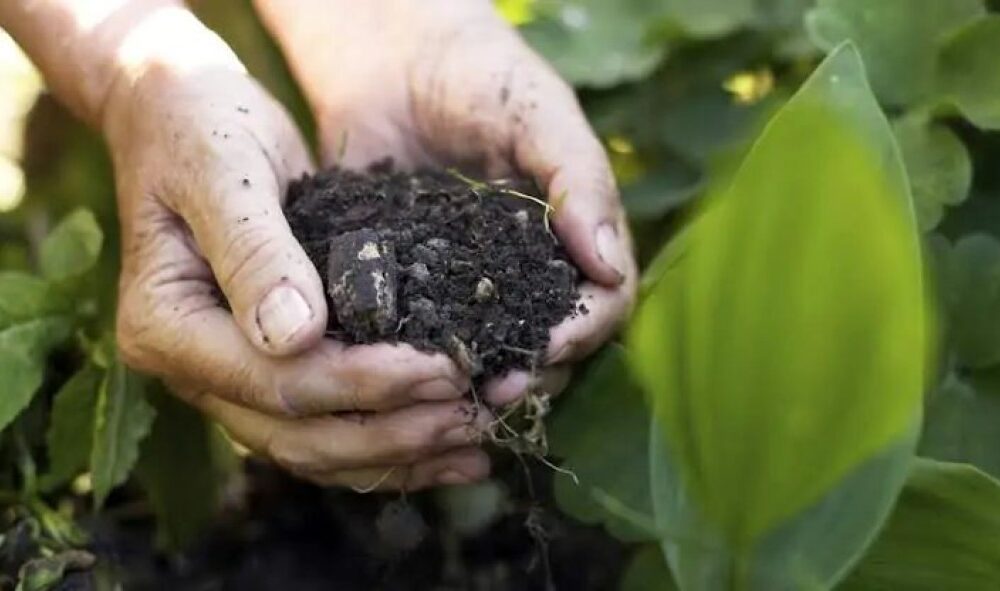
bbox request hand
[102,9,491,490]
[255,0,639,404]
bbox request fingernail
[412,377,464,401]
[437,469,476,486]
[595,222,627,284]
[257,285,313,346]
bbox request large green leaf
[40,364,103,491]
[920,369,1000,480]
[0,317,72,432]
[90,359,156,508]
[806,0,986,106]
[937,16,1000,130]
[519,0,668,88]
[38,208,102,282]
[939,234,1000,369]
[549,345,655,542]
[650,423,918,590]
[838,459,1000,590]
[629,44,928,547]
[893,116,972,232]
[136,387,234,549]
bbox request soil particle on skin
[285,163,580,381]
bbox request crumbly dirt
[284,163,582,382]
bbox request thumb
[509,65,632,287]
[180,150,326,356]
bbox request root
[446,169,555,237]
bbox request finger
[322,447,492,491]
[118,214,469,416]
[502,57,634,288]
[168,101,325,357]
[316,106,434,172]
[546,279,637,365]
[482,365,573,407]
[190,390,493,475]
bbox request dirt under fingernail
[284,161,584,386]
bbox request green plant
[531,0,1000,589]
[5,0,1000,589]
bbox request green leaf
[39,208,103,282]
[662,0,755,38]
[629,44,928,546]
[40,364,103,491]
[548,345,655,542]
[621,161,704,221]
[136,387,234,549]
[620,544,679,591]
[519,0,668,88]
[940,234,1000,369]
[16,550,95,591]
[90,358,156,508]
[893,116,972,231]
[839,459,1000,590]
[806,0,986,106]
[0,317,72,432]
[651,421,918,590]
[920,369,1000,480]
[937,16,1000,130]
[0,273,62,330]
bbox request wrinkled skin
[101,0,637,490]
[256,0,638,403]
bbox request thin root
[351,466,398,494]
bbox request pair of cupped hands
[102,0,636,490]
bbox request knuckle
[386,425,439,462]
[217,223,283,289]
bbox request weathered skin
[0,0,637,490]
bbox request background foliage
[2,0,1000,589]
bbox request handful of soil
[284,164,582,382]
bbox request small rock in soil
[285,163,581,381]
[326,228,398,338]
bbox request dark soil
[80,460,631,591]
[284,163,582,381]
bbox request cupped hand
[255,0,639,405]
[102,12,490,490]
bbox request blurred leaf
[940,234,1000,369]
[920,369,1000,480]
[937,15,1000,130]
[549,345,655,542]
[662,0,755,38]
[38,209,102,282]
[0,272,62,330]
[650,423,917,590]
[620,544,679,591]
[90,359,156,508]
[839,459,1000,590]
[806,0,986,106]
[495,0,537,25]
[435,480,507,537]
[621,160,704,221]
[629,44,927,547]
[136,387,235,550]
[16,550,94,591]
[0,317,71,432]
[893,116,972,232]
[40,364,102,491]
[520,0,669,88]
